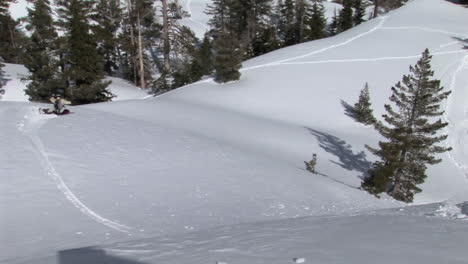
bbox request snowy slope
[16,206,468,264]
[2,0,468,264]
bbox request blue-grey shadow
[306,128,372,178]
[58,247,147,264]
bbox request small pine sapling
[305,153,318,174]
[353,83,377,125]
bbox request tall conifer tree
[363,50,452,202]
[56,0,113,104]
[92,0,123,76]
[353,0,366,25]
[353,83,376,125]
[213,29,242,83]
[308,1,326,41]
[0,0,27,63]
[294,0,310,44]
[278,0,296,46]
[24,0,60,102]
[0,62,5,96]
[338,0,354,32]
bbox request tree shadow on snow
[306,128,372,179]
[451,36,468,49]
[58,247,148,264]
[340,99,358,121]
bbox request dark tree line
[1,0,404,103]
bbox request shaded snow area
[0,64,148,102]
[2,0,468,264]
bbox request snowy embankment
[1,0,468,264]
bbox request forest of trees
[0,0,408,104]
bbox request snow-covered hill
[2,0,468,263]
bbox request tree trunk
[137,10,146,89]
[373,0,379,18]
[126,0,138,86]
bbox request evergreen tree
[213,30,242,83]
[252,25,281,56]
[0,62,5,96]
[362,49,452,202]
[328,8,339,36]
[193,34,213,78]
[353,83,376,125]
[92,0,123,76]
[307,0,326,41]
[24,0,60,102]
[338,0,354,32]
[278,0,296,46]
[294,0,310,44]
[56,0,113,104]
[353,0,366,26]
[0,0,27,63]
[372,0,379,18]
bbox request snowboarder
[51,95,65,114]
[41,95,72,115]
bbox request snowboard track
[20,109,133,234]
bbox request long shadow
[58,247,148,264]
[340,99,357,121]
[451,37,468,49]
[306,128,372,178]
[316,172,361,190]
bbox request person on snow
[49,95,71,115]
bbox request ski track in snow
[185,0,209,31]
[380,26,468,38]
[270,50,467,66]
[444,54,468,183]
[18,108,133,234]
[241,16,388,71]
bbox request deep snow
[2,0,468,263]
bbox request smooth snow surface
[2,1,468,264]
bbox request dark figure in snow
[42,95,71,115]
[52,95,64,114]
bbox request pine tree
[0,62,5,96]
[353,0,366,26]
[353,83,376,125]
[0,0,27,63]
[252,25,281,56]
[213,30,242,83]
[56,0,113,104]
[338,0,354,32]
[372,0,379,18]
[193,34,213,78]
[92,0,123,76]
[294,0,310,44]
[307,0,326,41]
[278,0,296,46]
[328,8,339,36]
[362,49,452,202]
[24,0,60,102]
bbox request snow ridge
[18,108,133,234]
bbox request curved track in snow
[18,108,133,234]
